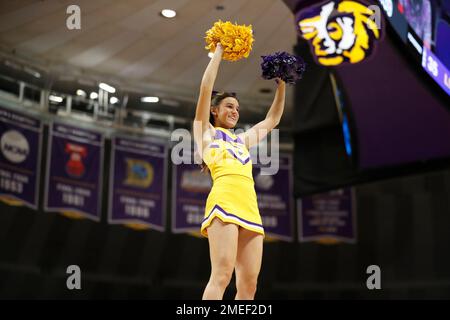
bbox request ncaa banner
[108,136,167,231]
[298,187,357,244]
[253,153,294,241]
[45,122,104,221]
[171,162,211,234]
[0,106,43,209]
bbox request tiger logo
[296,0,383,66]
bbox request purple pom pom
[260,51,306,85]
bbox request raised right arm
[193,43,223,155]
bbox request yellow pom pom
[205,20,254,61]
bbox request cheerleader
[193,42,286,300]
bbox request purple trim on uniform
[215,130,231,142]
[226,149,250,164]
[215,129,244,145]
[209,144,220,148]
[202,204,263,228]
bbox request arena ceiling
[0,0,298,126]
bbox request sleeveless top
[203,127,253,182]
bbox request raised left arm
[238,79,286,149]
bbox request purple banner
[171,161,211,233]
[108,136,167,231]
[45,122,104,221]
[253,154,294,241]
[298,188,357,244]
[0,106,42,209]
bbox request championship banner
[44,122,104,221]
[0,106,43,209]
[298,187,357,244]
[253,153,294,241]
[108,136,167,231]
[171,162,211,234]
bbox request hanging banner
[0,106,43,209]
[298,187,357,244]
[108,136,167,231]
[44,122,104,221]
[253,153,294,241]
[171,162,211,234]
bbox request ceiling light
[24,66,41,78]
[161,9,176,18]
[141,96,159,103]
[76,89,86,96]
[110,97,119,104]
[99,82,116,93]
[49,95,63,103]
[90,92,98,99]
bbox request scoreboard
[378,0,450,97]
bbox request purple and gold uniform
[201,127,264,237]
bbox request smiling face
[211,97,240,129]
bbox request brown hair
[209,91,238,126]
[201,92,238,172]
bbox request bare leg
[202,218,239,300]
[234,228,264,300]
